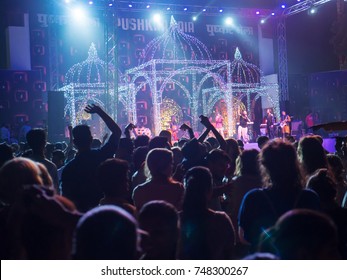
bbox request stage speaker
[47,91,65,142]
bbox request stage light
[88,1,93,5]
[192,16,197,21]
[225,17,234,26]
[128,4,133,8]
[108,3,113,7]
[260,19,266,24]
[219,9,223,13]
[72,7,86,21]
[146,5,150,9]
[152,13,162,24]
[167,7,171,11]
[184,7,188,11]
[271,12,275,16]
[202,8,206,12]
[256,11,260,15]
[309,8,317,14]
[281,4,286,9]
[64,0,70,4]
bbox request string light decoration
[60,21,279,138]
[160,98,183,130]
[125,27,279,136]
[59,43,127,137]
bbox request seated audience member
[139,201,179,259]
[73,205,138,260]
[179,166,235,260]
[238,139,320,251]
[97,158,136,217]
[61,104,121,212]
[132,148,184,211]
[263,209,341,260]
[25,129,59,191]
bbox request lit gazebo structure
[123,16,280,137]
[58,43,126,137]
[123,16,233,135]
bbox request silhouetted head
[26,129,46,152]
[74,205,138,259]
[139,200,179,259]
[97,158,129,197]
[183,166,213,212]
[72,125,93,150]
[257,135,269,150]
[260,139,303,189]
[306,168,337,205]
[298,136,328,177]
[134,135,150,148]
[146,148,173,179]
[206,149,230,180]
[235,149,260,177]
[271,209,340,259]
[0,157,43,204]
[0,142,14,168]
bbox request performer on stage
[280,110,291,138]
[265,108,275,139]
[215,108,224,136]
[238,110,251,143]
[170,115,179,141]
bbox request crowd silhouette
[0,104,346,260]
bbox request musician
[265,108,275,139]
[280,110,291,138]
[215,108,224,136]
[170,115,179,141]
[238,110,251,143]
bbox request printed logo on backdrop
[36,14,101,27]
[35,13,254,37]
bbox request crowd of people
[0,104,346,260]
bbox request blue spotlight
[281,4,286,9]
[184,7,188,11]
[225,17,234,26]
[192,16,197,21]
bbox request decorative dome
[141,16,212,63]
[65,43,107,85]
[230,47,262,85]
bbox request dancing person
[169,116,179,142]
[238,110,251,144]
[215,108,224,136]
[280,110,291,138]
[265,109,275,139]
[61,104,122,212]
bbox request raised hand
[84,104,101,114]
[180,123,191,131]
[125,123,136,131]
[200,115,213,129]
